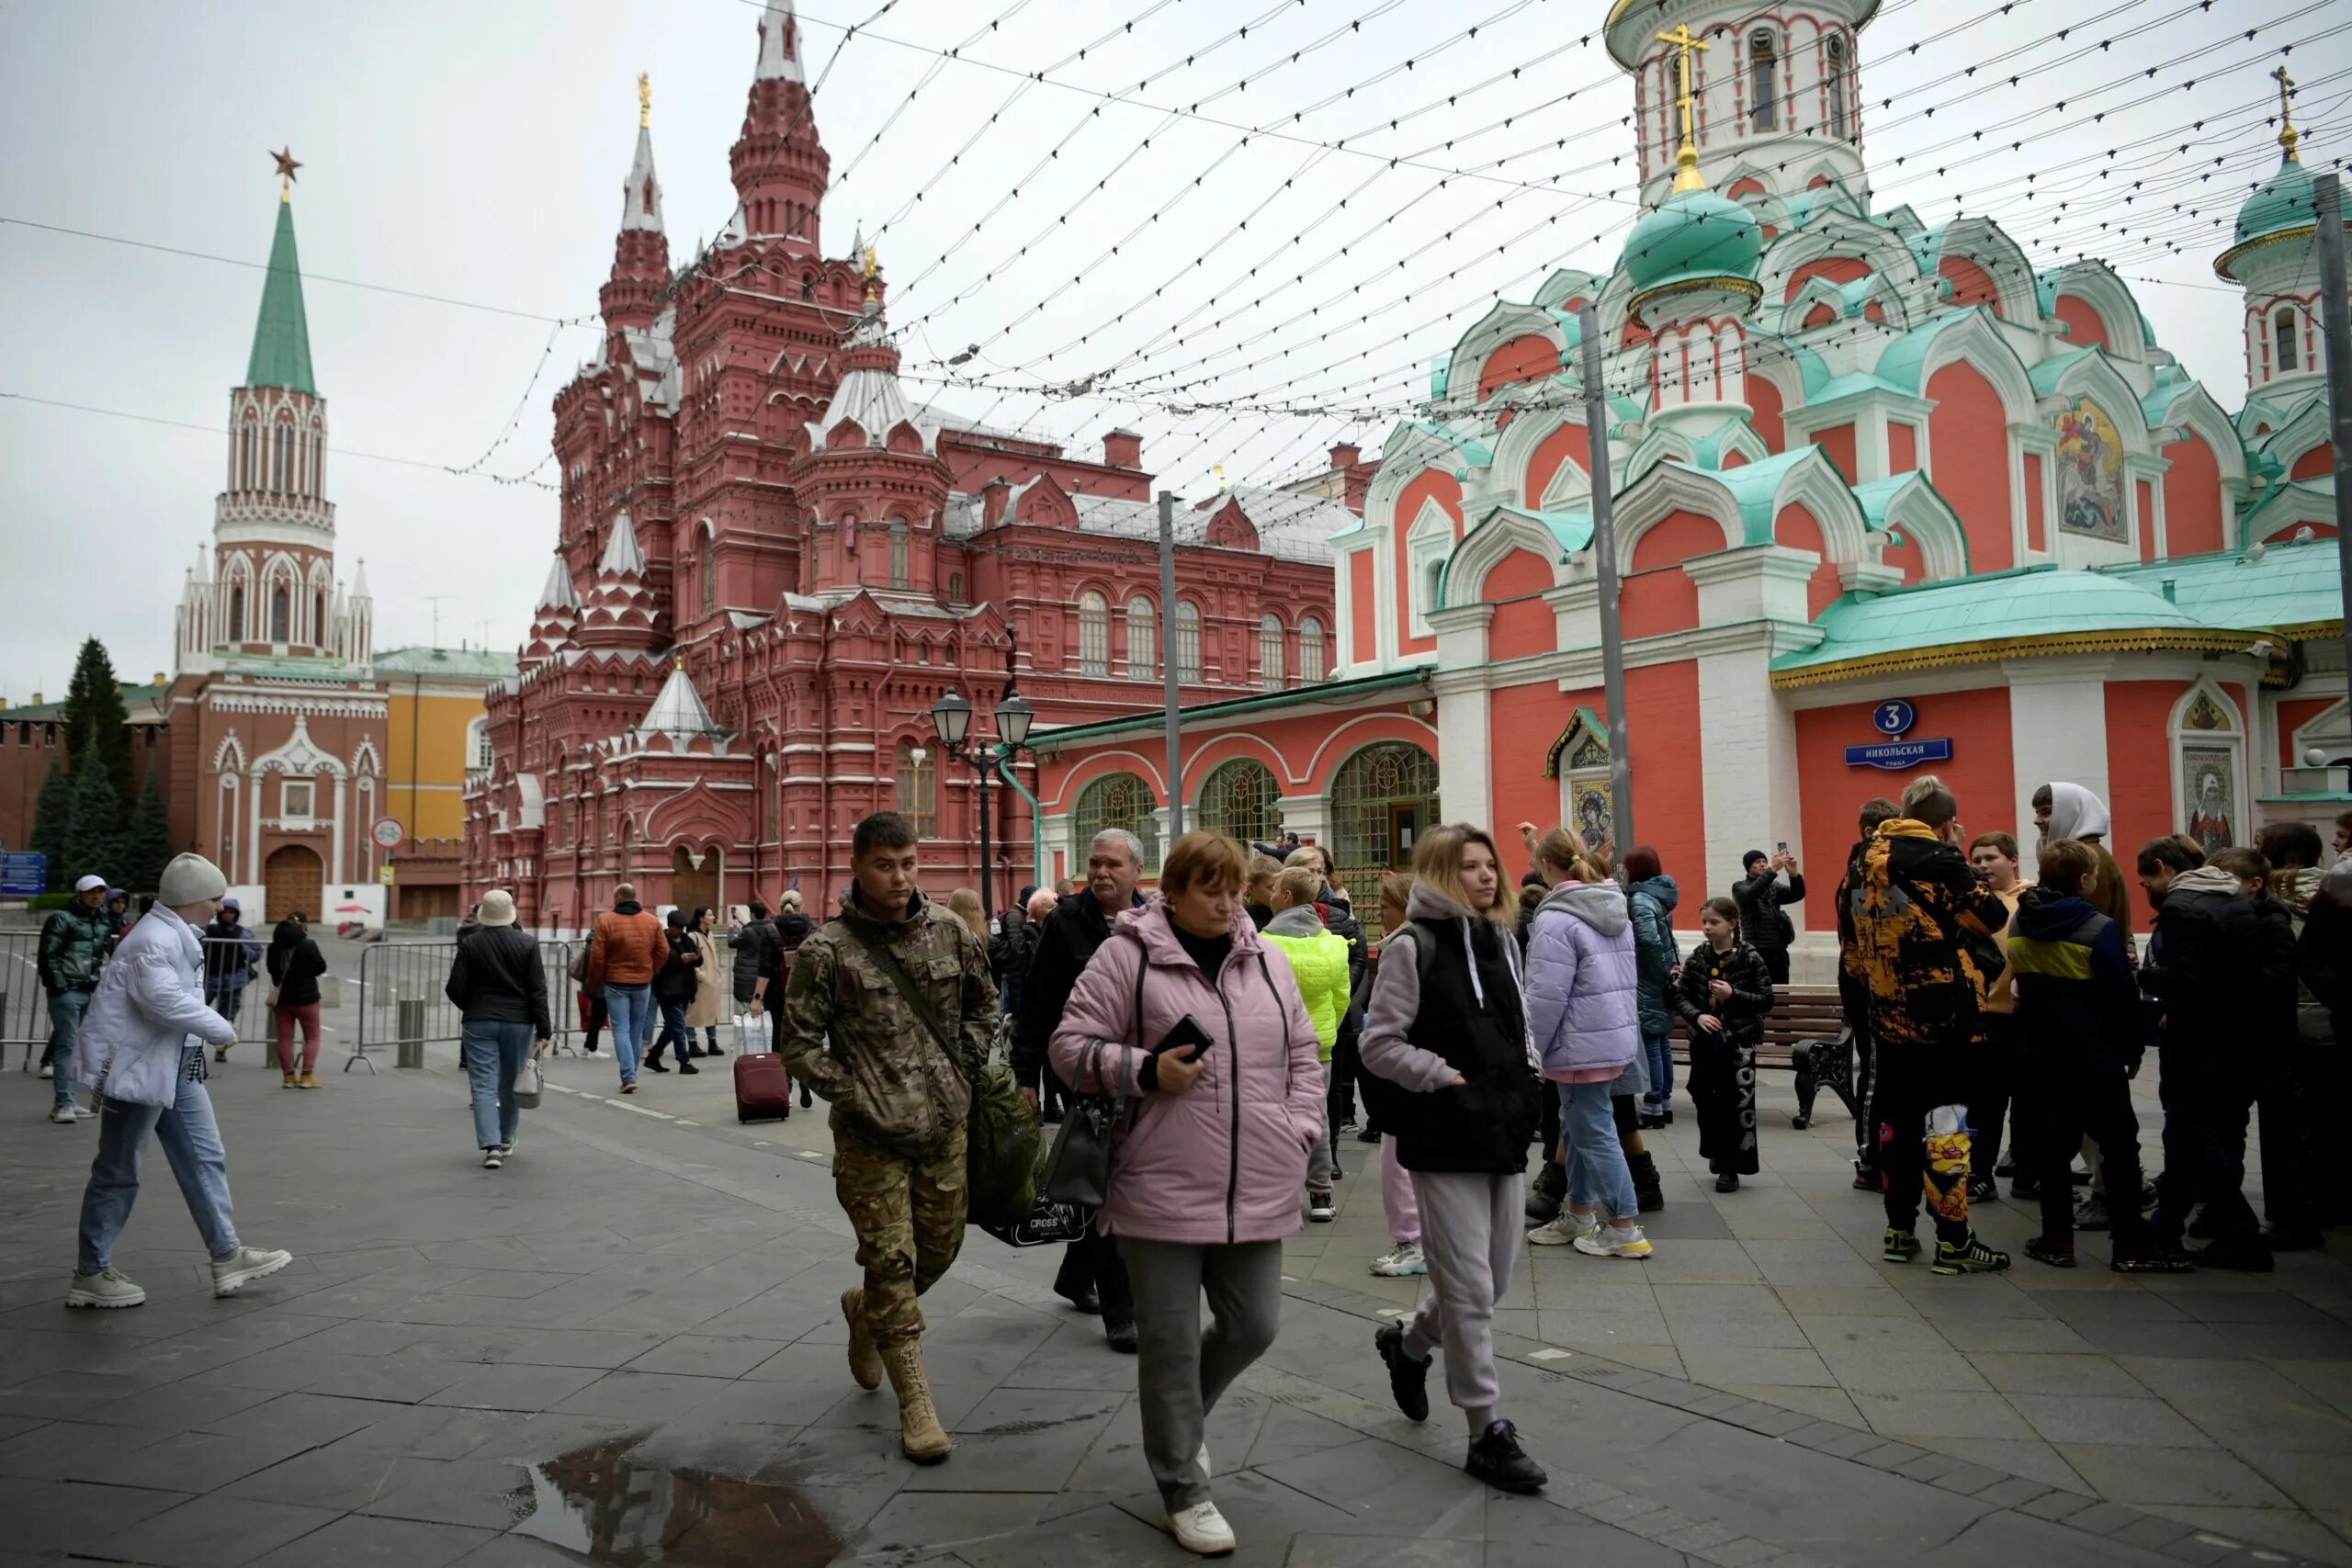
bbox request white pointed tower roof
[538,551,583,612]
[621,126,663,233]
[634,660,729,750]
[597,513,648,577]
[523,551,582,666]
[756,0,806,84]
[576,514,662,649]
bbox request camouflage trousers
[834,1123,968,1346]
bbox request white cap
[74,874,106,893]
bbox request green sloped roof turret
[245,197,316,395]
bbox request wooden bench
[1673,985,1859,1130]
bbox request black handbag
[1040,961,1146,1208]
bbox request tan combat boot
[879,1337,953,1464]
[841,1287,883,1391]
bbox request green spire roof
[245,198,316,394]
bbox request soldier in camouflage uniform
[779,811,994,1464]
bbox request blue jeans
[602,984,652,1083]
[1558,1079,1638,1221]
[648,998,689,1065]
[1642,1032,1674,1111]
[46,989,90,1110]
[461,1021,533,1150]
[77,1050,241,1274]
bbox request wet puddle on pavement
[513,1436,845,1566]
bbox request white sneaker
[66,1269,146,1309]
[39,1063,53,1079]
[1306,1191,1335,1223]
[482,1151,503,1169]
[210,1247,292,1297]
[1168,1500,1236,1556]
[49,1104,79,1123]
[1369,1242,1428,1277]
[1527,1213,1600,1247]
[1573,1224,1655,1259]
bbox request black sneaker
[1465,1419,1547,1494]
[678,1062,700,1076]
[1374,1323,1430,1423]
[1356,1124,1382,1145]
[1105,1320,1138,1354]
[1853,1165,1884,1193]
[1932,1231,2012,1276]
[1994,1155,2016,1179]
[798,1084,812,1109]
[2074,1192,2111,1232]
[2023,1235,2076,1269]
[2189,1236,2276,1273]
[1714,1172,1739,1193]
[2009,1175,2041,1202]
[1965,1176,1996,1204]
[646,1059,671,1074]
[2111,1244,2197,1274]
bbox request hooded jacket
[73,905,236,1108]
[1261,904,1351,1059]
[2041,783,2134,932]
[2006,889,2139,1074]
[729,914,780,1003]
[1525,881,1641,1082]
[1673,937,1775,1046]
[1357,881,1540,1174]
[587,899,665,989]
[266,920,327,1008]
[201,915,262,987]
[1845,820,2011,1052]
[1627,874,1680,1037]
[2142,869,2295,1053]
[38,900,113,994]
[1047,898,1325,1245]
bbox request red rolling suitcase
[733,1052,794,1122]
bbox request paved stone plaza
[1,945,2347,1567]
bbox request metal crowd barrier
[2,932,277,1070]
[352,939,574,1074]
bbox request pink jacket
[1049,897,1326,1246]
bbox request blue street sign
[0,852,48,896]
[1871,699,1917,737]
[1845,739,1952,772]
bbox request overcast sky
[2,0,2346,697]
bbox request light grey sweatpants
[1122,1236,1285,1512]
[1402,1169,1524,1435]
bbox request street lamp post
[929,686,1035,921]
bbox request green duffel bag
[964,1057,1043,1230]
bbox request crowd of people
[36,772,2345,1559]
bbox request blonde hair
[1410,824,1516,926]
[1378,873,1414,931]
[1532,828,1609,883]
[1272,866,1323,910]
[945,887,988,943]
[1162,830,1248,896]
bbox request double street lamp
[927,685,1035,921]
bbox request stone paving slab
[0,986,2339,1567]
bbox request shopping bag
[733,1012,770,1055]
[512,1054,545,1111]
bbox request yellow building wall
[382,688,485,841]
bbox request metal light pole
[930,686,1036,921]
[1159,489,1184,838]
[2313,174,2352,689]
[1577,302,1637,852]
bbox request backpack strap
[839,919,963,1080]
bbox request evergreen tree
[62,759,123,889]
[60,638,132,829]
[29,760,72,891]
[121,770,174,894]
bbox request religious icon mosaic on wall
[2054,395,2129,542]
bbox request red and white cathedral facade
[467,1,1350,929]
[1035,0,2349,942]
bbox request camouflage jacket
[779,886,995,1154]
[1845,819,2011,1054]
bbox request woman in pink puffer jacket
[1050,831,1324,1558]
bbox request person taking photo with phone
[1048,831,1326,1558]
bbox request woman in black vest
[1358,824,1547,1495]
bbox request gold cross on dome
[2272,66,2300,160]
[1657,24,1712,194]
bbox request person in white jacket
[67,852,292,1309]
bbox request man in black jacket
[1735,849,1806,986]
[1013,829,1146,1351]
[644,909,703,1075]
[2143,847,2289,1270]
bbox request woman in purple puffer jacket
[1521,832,1651,1260]
[1050,831,1325,1559]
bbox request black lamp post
[930,685,1035,920]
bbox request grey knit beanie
[156,853,229,907]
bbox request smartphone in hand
[1156,1014,1215,1058]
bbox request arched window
[1126,596,1157,680]
[1077,592,1110,677]
[948,572,966,605]
[1826,34,1849,140]
[1299,616,1327,682]
[240,423,257,490]
[272,423,292,491]
[309,431,323,497]
[701,528,718,615]
[894,740,937,838]
[1073,772,1159,870]
[313,591,326,644]
[1329,741,1442,924]
[466,716,494,773]
[1258,614,1285,691]
[269,586,290,643]
[888,518,910,590]
[1197,759,1281,845]
[2277,309,2301,374]
[1175,601,1204,682]
[228,585,246,643]
[1750,30,1778,130]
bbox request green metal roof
[1869,307,1987,396]
[0,682,169,723]
[2101,536,2345,633]
[1624,188,1763,298]
[245,198,317,395]
[2029,344,2100,394]
[1704,449,1819,546]
[1029,668,1432,750]
[374,646,521,680]
[1770,566,2254,687]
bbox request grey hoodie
[1360,881,1532,1093]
